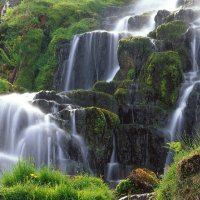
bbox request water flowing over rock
[55,31,123,91]
[0,93,69,172]
[165,16,200,165]
[0,93,95,174]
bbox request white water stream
[166,18,200,165]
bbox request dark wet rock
[34,90,71,104]
[117,37,155,80]
[177,0,199,7]
[155,10,170,27]
[117,124,167,173]
[168,9,200,24]
[185,82,200,135]
[54,42,71,91]
[66,90,118,113]
[128,12,153,31]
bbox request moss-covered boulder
[114,80,134,105]
[156,148,200,200]
[84,107,120,175]
[156,20,188,44]
[66,90,118,113]
[117,36,155,80]
[115,168,159,198]
[139,51,183,107]
[177,153,200,179]
[93,80,119,95]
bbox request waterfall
[70,109,91,173]
[62,0,179,91]
[106,133,121,187]
[63,31,122,91]
[165,20,200,165]
[0,93,70,172]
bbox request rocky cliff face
[49,3,200,180]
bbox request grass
[155,133,200,200]
[0,0,128,91]
[0,161,113,200]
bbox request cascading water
[62,0,179,91]
[0,93,72,173]
[69,109,91,173]
[63,31,121,91]
[106,133,121,187]
[166,18,200,165]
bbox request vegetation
[118,36,154,80]
[0,0,127,91]
[139,51,183,107]
[1,161,113,200]
[85,107,120,135]
[156,20,188,43]
[156,134,200,200]
[115,168,159,198]
[93,80,120,95]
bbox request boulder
[117,37,155,80]
[155,10,170,27]
[139,51,183,107]
[178,153,200,179]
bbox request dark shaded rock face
[185,83,200,135]
[33,90,167,176]
[155,10,170,27]
[54,42,71,91]
[128,13,153,31]
[117,37,155,80]
[117,125,167,173]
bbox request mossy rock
[85,107,120,135]
[115,168,159,198]
[139,51,183,107]
[156,148,200,200]
[117,36,155,80]
[114,80,133,105]
[156,20,188,42]
[93,80,120,95]
[177,153,200,179]
[67,90,118,113]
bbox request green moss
[127,68,135,80]
[156,133,200,200]
[0,0,128,91]
[147,30,156,39]
[67,89,117,112]
[139,51,183,107]
[118,36,154,79]
[85,107,119,135]
[93,80,120,95]
[114,88,129,104]
[118,80,133,89]
[115,179,132,199]
[156,20,188,41]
